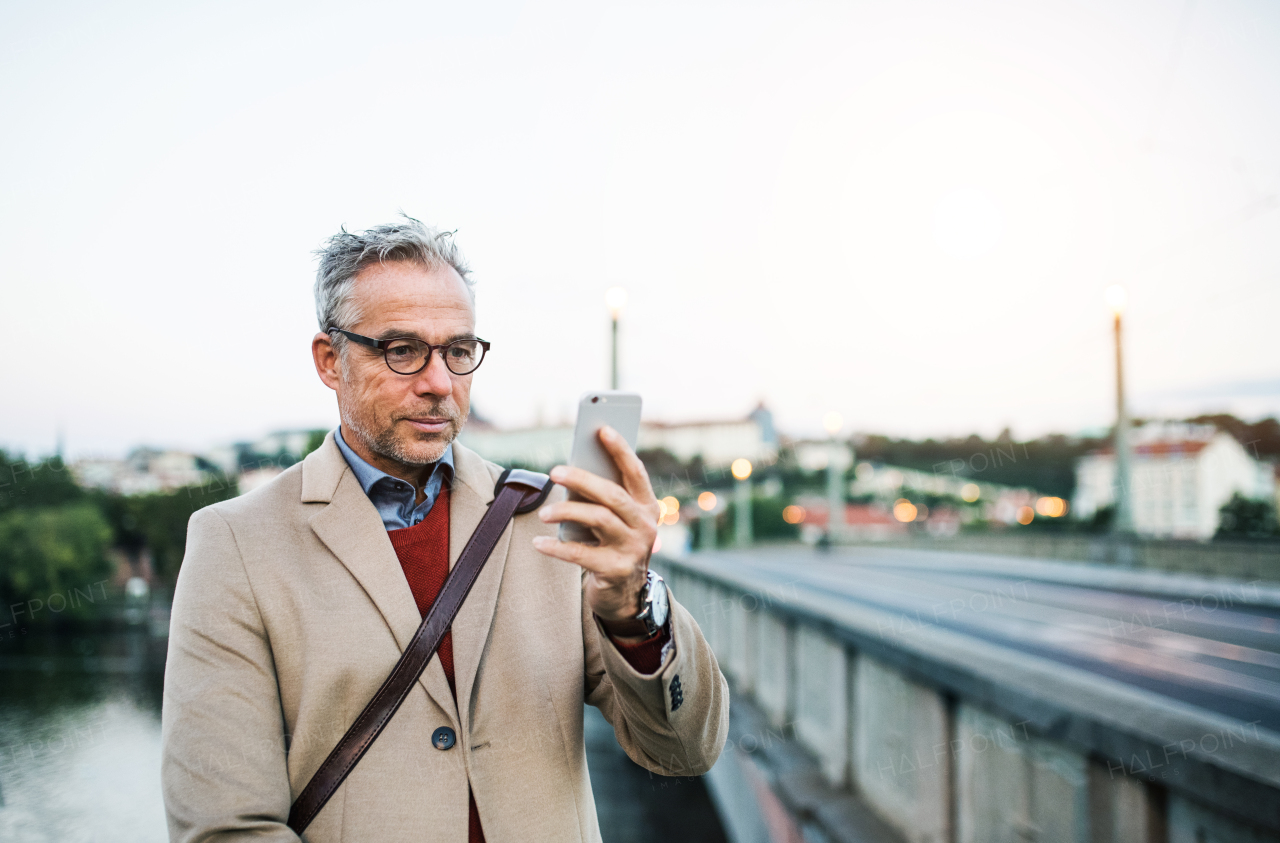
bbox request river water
[0,631,168,843]
[0,630,725,842]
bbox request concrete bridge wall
[839,534,1280,583]
[660,556,1280,843]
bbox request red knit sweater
[387,487,670,843]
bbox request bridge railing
[655,553,1280,843]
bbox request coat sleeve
[584,574,730,777]
[161,506,299,842]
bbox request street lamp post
[731,458,753,547]
[697,491,718,551]
[606,287,627,390]
[823,411,845,544]
[1106,285,1135,536]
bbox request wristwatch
[635,569,670,637]
[602,569,670,638]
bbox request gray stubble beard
[342,402,467,467]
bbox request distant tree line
[1183,414,1280,459]
[851,413,1279,501]
[0,451,236,626]
[851,429,1106,499]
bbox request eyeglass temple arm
[327,328,384,350]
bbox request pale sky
[3,0,1279,459]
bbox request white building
[639,417,776,467]
[253,430,318,459]
[74,448,210,495]
[1073,422,1276,540]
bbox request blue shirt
[334,427,454,531]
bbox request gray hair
[313,215,473,351]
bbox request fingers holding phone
[532,392,659,626]
[543,427,659,537]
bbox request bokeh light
[731,458,753,480]
[1035,496,1067,518]
[660,495,681,524]
[893,498,918,523]
[697,491,718,512]
[782,505,806,524]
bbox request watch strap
[599,615,654,638]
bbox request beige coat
[161,433,728,842]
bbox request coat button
[432,726,456,750]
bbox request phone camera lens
[591,397,599,403]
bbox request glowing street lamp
[1105,284,1128,315]
[823,411,846,545]
[1106,285,1134,536]
[606,287,627,390]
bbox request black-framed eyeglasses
[328,328,491,376]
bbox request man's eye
[387,344,416,358]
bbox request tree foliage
[1186,414,1280,459]
[1216,493,1280,539]
[0,504,114,621]
[0,449,237,609]
[852,432,1105,498]
[91,478,238,581]
[0,452,84,514]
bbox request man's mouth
[404,417,453,434]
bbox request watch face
[648,574,670,628]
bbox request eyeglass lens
[384,339,484,375]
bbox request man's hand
[532,425,661,640]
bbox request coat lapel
[303,432,460,726]
[447,443,514,736]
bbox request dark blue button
[432,726,456,750]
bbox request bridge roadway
[689,546,1280,734]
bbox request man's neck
[341,430,440,497]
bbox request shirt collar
[334,426,454,498]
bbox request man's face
[323,260,476,473]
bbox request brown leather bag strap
[287,469,552,835]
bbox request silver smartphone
[558,391,643,545]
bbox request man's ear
[312,332,341,391]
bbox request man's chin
[397,426,457,464]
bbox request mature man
[161,218,729,842]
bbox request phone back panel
[559,391,642,544]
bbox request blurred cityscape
[12,406,1273,600]
[4,0,1280,839]
[4,405,1279,841]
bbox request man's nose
[412,349,455,396]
